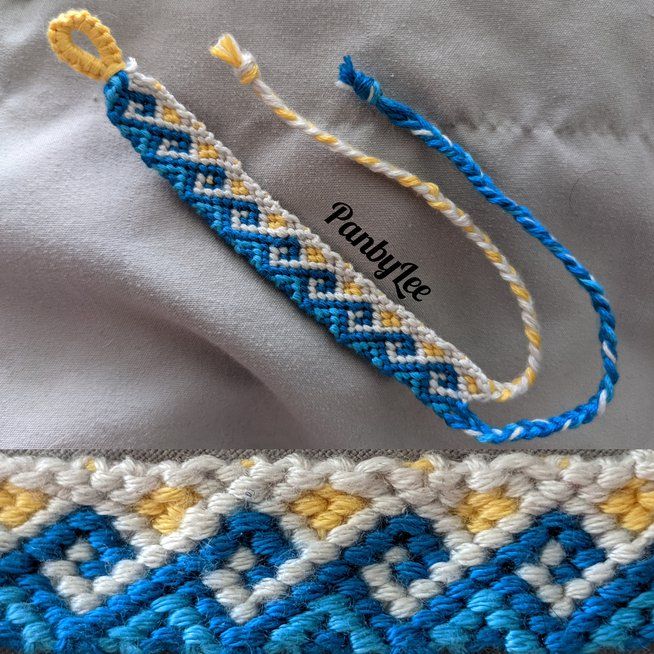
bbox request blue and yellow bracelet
[47,11,617,443]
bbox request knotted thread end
[210,33,260,85]
[337,55,382,105]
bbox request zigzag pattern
[3,505,654,652]
[103,66,500,418]
[1,453,654,652]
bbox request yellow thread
[354,155,381,167]
[162,107,182,125]
[85,458,97,472]
[48,10,125,81]
[267,214,287,229]
[380,311,402,328]
[135,486,202,535]
[290,485,368,538]
[456,487,519,533]
[343,281,363,296]
[504,365,538,396]
[315,133,339,145]
[525,366,537,385]
[274,107,298,122]
[231,180,249,196]
[600,478,654,532]
[241,459,255,469]
[497,388,513,402]
[510,283,531,302]
[427,200,451,213]
[306,246,327,264]
[240,66,260,85]
[526,329,541,348]
[397,174,421,188]
[464,375,479,395]
[0,483,49,528]
[485,250,503,264]
[197,143,218,160]
[406,459,435,472]
[210,34,260,84]
[422,342,445,358]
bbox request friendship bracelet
[47,11,544,445]
[212,36,619,443]
[47,10,617,443]
[0,450,653,652]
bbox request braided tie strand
[337,57,618,442]
[211,34,543,405]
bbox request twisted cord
[337,57,618,442]
[211,34,541,403]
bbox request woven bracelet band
[0,450,653,653]
[47,11,618,443]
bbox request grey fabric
[1,0,652,451]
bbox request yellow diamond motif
[267,214,287,230]
[290,484,369,538]
[380,311,402,328]
[0,482,49,528]
[197,143,218,160]
[600,478,654,532]
[162,106,182,125]
[305,246,327,264]
[422,342,444,358]
[456,487,519,533]
[135,486,202,535]
[231,180,249,197]
[405,459,435,472]
[343,281,363,296]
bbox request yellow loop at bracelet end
[48,9,125,81]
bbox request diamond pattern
[3,507,654,652]
[103,67,503,423]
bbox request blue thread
[2,508,654,652]
[339,56,619,443]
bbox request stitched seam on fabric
[0,448,639,463]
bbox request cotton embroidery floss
[212,36,619,443]
[47,10,553,445]
[1,450,654,653]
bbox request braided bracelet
[211,36,619,443]
[47,11,615,443]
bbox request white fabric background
[1,0,652,451]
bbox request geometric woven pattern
[1,451,654,652]
[104,64,506,421]
[46,8,619,445]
